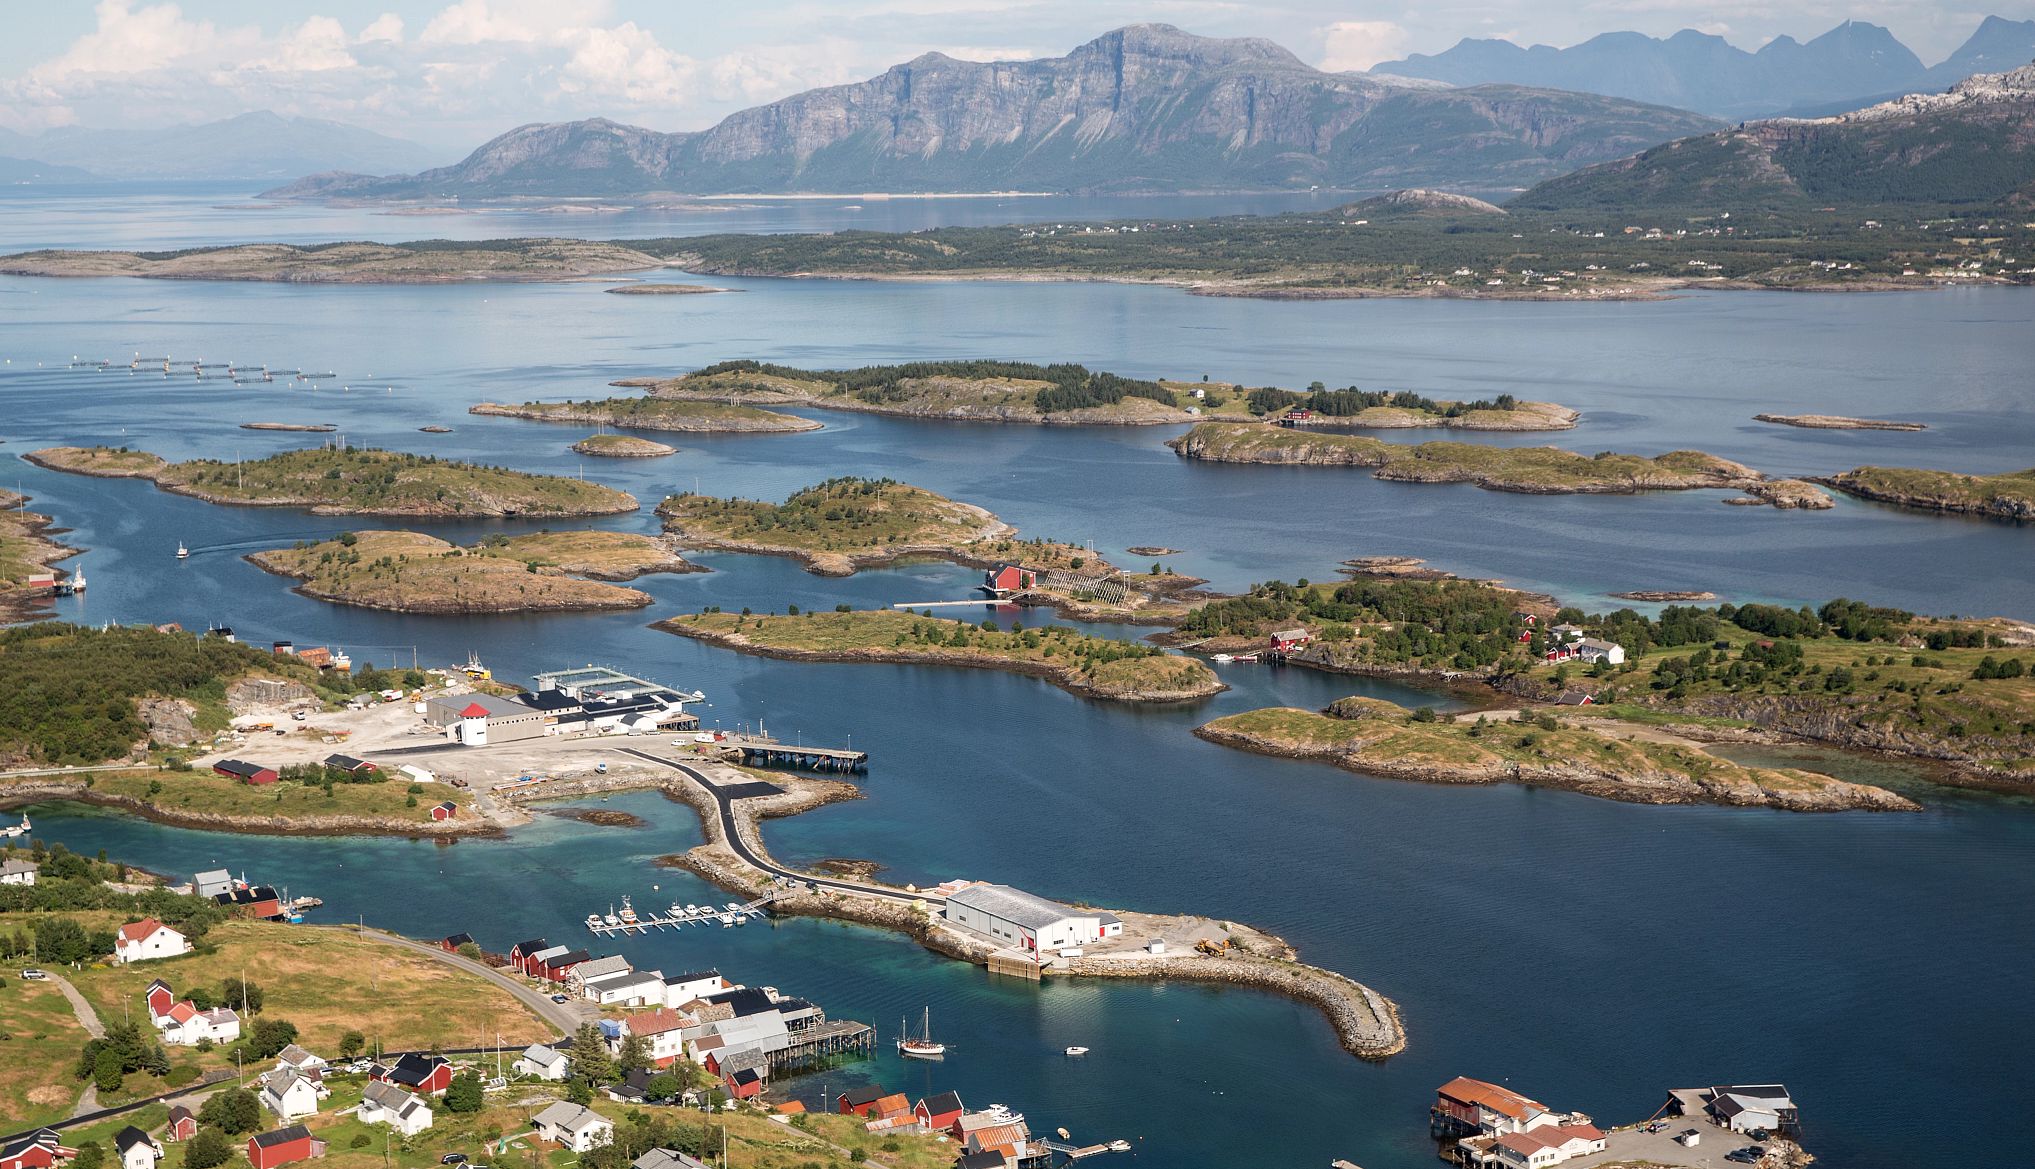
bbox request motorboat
[1210,653,1233,663]
[733,913,747,926]
[979,1105,1024,1126]
[585,914,602,929]
[1108,1140,1132,1152]
[176,541,189,560]
[718,912,735,926]
[1064,1046,1089,1057]
[603,909,620,927]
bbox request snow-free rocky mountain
[264,24,1719,200]
[1376,16,2035,121]
[0,112,442,182]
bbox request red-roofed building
[166,1106,197,1142]
[114,919,190,963]
[1433,1077,1552,1136]
[144,979,176,1020]
[1490,1124,1606,1168]
[623,1007,692,1066]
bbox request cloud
[1318,20,1411,72]
[358,13,405,45]
[419,0,613,46]
[557,22,697,106]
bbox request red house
[375,1053,453,1095]
[213,759,278,785]
[915,1091,965,1135]
[439,933,476,953]
[982,563,1036,596]
[430,801,459,822]
[166,1106,197,1142]
[247,1126,319,1169]
[540,949,590,981]
[144,978,177,1019]
[1269,628,1312,653]
[725,1067,764,1100]
[509,938,549,973]
[838,1085,891,1117]
[0,1130,68,1169]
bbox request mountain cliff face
[1512,63,2035,209]
[265,25,1717,199]
[1377,17,2033,119]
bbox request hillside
[1515,63,2035,209]
[261,25,1716,199]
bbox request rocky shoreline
[469,401,820,433]
[1818,467,2035,521]
[659,620,1226,703]
[0,777,493,837]
[571,435,676,458]
[657,498,1014,577]
[1192,715,1920,812]
[0,490,81,624]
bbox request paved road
[613,748,943,907]
[351,928,592,1034]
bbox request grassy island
[657,476,1016,575]
[249,529,698,614]
[470,395,820,433]
[1197,699,1916,811]
[660,609,1223,702]
[1820,465,2035,521]
[27,445,638,517]
[631,359,1573,430]
[1169,422,1761,494]
[571,434,678,457]
[0,238,662,283]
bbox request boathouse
[246,1126,318,1169]
[838,1085,891,1117]
[431,801,459,822]
[942,883,1123,954]
[982,563,1037,597]
[1269,629,1312,653]
[510,938,549,971]
[213,759,278,785]
[439,933,475,952]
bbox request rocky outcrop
[261,25,1716,199]
[1753,413,1926,431]
[138,698,199,748]
[226,678,318,716]
[1742,479,1836,509]
[1820,466,2035,520]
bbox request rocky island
[470,395,819,433]
[0,238,664,283]
[1820,465,2035,520]
[249,529,699,613]
[1197,699,1918,811]
[1754,413,1927,431]
[570,434,677,457]
[663,608,1222,703]
[26,444,638,517]
[603,283,732,294]
[1168,422,1764,495]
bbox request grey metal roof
[571,954,632,980]
[634,1150,710,1169]
[945,883,1087,930]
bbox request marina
[584,893,776,936]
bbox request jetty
[584,890,778,936]
[718,734,869,773]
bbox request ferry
[897,1006,946,1059]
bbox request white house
[942,884,1123,954]
[113,919,190,963]
[113,1127,161,1169]
[273,1045,327,1074]
[159,1003,240,1046]
[358,1080,433,1137]
[260,1068,323,1121]
[1704,1085,1797,1135]
[1573,638,1626,666]
[514,1044,569,1082]
[566,955,632,995]
[533,1101,614,1153]
[1492,1125,1607,1168]
[659,971,728,1008]
[584,969,664,1006]
[620,1008,692,1067]
[0,858,37,886]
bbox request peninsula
[249,529,699,614]
[469,395,820,432]
[660,609,1223,702]
[627,360,1575,430]
[0,489,78,624]
[570,434,676,457]
[1820,465,2035,520]
[1168,422,1762,495]
[0,238,664,283]
[26,445,638,517]
[1197,698,1917,812]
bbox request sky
[0,0,2026,151]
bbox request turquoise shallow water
[1,192,2032,1166]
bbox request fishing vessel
[618,896,639,926]
[67,562,86,592]
[329,648,352,671]
[897,1007,946,1059]
[603,908,620,927]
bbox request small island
[1610,590,1718,602]
[249,529,699,613]
[240,421,337,432]
[1737,479,1836,509]
[658,476,1015,575]
[1819,465,2035,520]
[603,283,733,294]
[629,360,1579,430]
[26,445,638,517]
[660,609,1224,702]
[1196,699,1917,812]
[571,434,676,457]
[1168,422,1763,495]
[0,238,664,283]
[1754,413,1927,431]
[470,395,820,433]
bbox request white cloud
[358,13,406,45]
[558,22,697,106]
[419,0,613,46]
[30,1,252,81]
[1319,20,1411,72]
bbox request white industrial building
[942,883,1123,954]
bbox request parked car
[1725,1148,1765,1164]
[20,969,50,981]
[550,993,569,1003]
[440,1154,469,1165]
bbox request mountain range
[264,24,1719,201]
[1375,16,2035,120]
[0,112,441,182]
[1513,62,2035,210]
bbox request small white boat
[1108,1140,1132,1152]
[585,914,602,929]
[685,903,699,914]
[668,903,686,917]
[1064,1046,1089,1057]
[725,901,742,912]
[980,1105,1024,1126]
[0,813,29,839]
[176,541,189,560]
[603,911,620,927]
[733,914,747,926]
[1210,653,1233,663]
[69,562,86,592]
[1057,1128,1071,1141]
[718,912,735,926]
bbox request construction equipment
[1194,938,1230,957]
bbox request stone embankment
[0,777,493,836]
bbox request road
[613,748,943,907]
[351,927,593,1034]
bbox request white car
[21,969,50,981]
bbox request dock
[586,890,777,936]
[1036,1140,1130,1159]
[719,734,868,773]
[890,599,1014,609]
[770,1018,875,1074]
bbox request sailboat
[68,561,86,592]
[897,1006,946,1059]
[176,541,189,560]
[0,812,29,839]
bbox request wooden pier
[721,735,868,773]
[586,891,776,936]
[770,1019,875,1074]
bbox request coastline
[0,490,81,624]
[0,777,496,838]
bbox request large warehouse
[942,883,1123,954]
